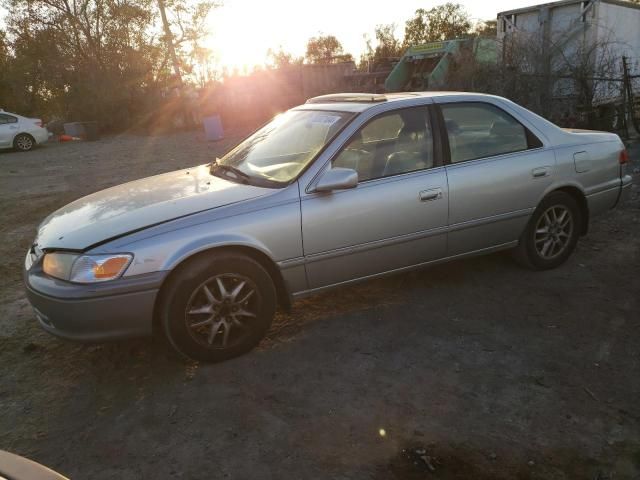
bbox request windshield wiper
[211,160,251,184]
[209,159,285,189]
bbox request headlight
[42,253,133,283]
[42,252,76,279]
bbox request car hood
[36,164,274,250]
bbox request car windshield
[214,110,352,186]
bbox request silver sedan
[24,92,633,362]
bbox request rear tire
[14,133,35,152]
[513,191,582,270]
[160,252,277,362]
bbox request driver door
[300,106,449,290]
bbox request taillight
[619,149,628,165]
[34,121,43,128]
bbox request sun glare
[206,2,304,73]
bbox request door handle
[419,188,442,202]
[532,166,550,178]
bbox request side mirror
[314,168,358,192]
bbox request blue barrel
[203,115,224,141]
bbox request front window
[214,110,352,186]
[332,107,434,181]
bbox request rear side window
[0,114,18,125]
[441,103,540,163]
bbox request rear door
[0,113,19,148]
[438,101,554,255]
[300,105,449,290]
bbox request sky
[206,0,537,71]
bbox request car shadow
[0,144,51,156]
[261,251,516,348]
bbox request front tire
[14,133,35,152]
[513,191,582,270]
[160,252,277,362]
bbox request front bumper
[24,266,167,342]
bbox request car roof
[293,91,568,147]
[294,91,497,113]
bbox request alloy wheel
[16,135,33,151]
[534,204,574,260]
[184,273,258,349]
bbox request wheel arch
[152,245,291,331]
[532,183,589,236]
[537,182,589,236]
[553,185,589,235]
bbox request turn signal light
[93,257,130,279]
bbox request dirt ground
[0,132,639,480]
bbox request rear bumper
[24,268,167,342]
[617,174,633,206]
[30,128,49,145]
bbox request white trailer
[497,0,640,106]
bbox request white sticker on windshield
[310,114,341,125]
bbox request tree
[403,3,472,46]
[305,35,352,64]
[161,0,218,78]
[373,24,404,60]
[1,0,161,125]
[267,46,303,68]
[0,29,11,110]
[0,0,216,129]
[191,45,217,87]
[359,24,404,72]
[474,20,497,38]
[0,30,6,67]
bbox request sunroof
[306,93,387,104]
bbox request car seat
[383,123,431,176]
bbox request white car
[0,109,48,151]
